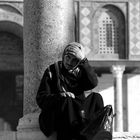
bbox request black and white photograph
[0,0,140,140]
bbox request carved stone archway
[0,3,23,132]
[0,4,23,38]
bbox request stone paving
[0,131,140,140]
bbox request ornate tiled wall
[129,0,140,59]
[76,0,140,60]
[79,2,92,57]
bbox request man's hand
[72,46,85,60]
[60,92,75,98]
[67,45,85,61]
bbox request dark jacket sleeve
[78,58,98,91]
[36,68,60,111]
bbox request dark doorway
[0,71,23,131]
[0,31,23,131]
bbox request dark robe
[36,59,104,140]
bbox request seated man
[36,42,112,140]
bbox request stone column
[17,0,75,140]
[111,65,125,132]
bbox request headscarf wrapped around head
[62,42,85,60]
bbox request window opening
[98,13,119,54]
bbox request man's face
[63,54,80,70]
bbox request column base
[15,113,140,140]
[16,113,57,140]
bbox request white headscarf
[62,42,84,60]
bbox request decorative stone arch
[0,20,23,39]
[0,2,23,15]
[0,3,23,70]
[0,3,23,15]
[0,3,23,38]
[92,4,126,60]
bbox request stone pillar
[111,65,125,132]
[17,0,75,140]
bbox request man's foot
[92,130,112,140]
